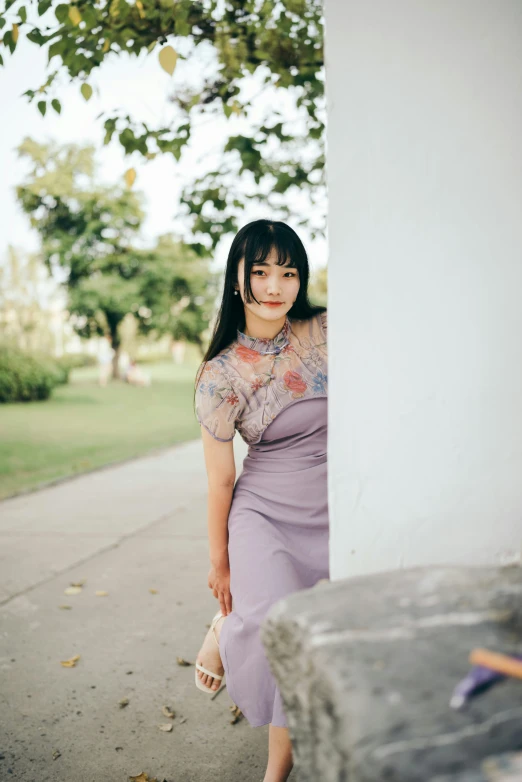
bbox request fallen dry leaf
[52,749,61,761]
[119,698,130,709]
[149,588,158,595]
[96,591,109,597]
[179,717,187,724]
[70,580,86,587]
[158,723,173,732]
[60,655,80,668]
[129,774,157,782]
[64,587,82,596]
[59,605,72,610]
[176,657,192,667]
[162,705,175,719]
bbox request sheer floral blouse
[195,310,327,445]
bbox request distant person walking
[171,339,186,365]
[97,336,114,387]
[193,219,328,782]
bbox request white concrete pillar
[326,1,522,579]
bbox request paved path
[0,438,296,781]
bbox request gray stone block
[432,749,522,780]
[260,566,522,782]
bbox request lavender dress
[195,311,328,727]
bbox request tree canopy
[16,138,217,372]
[0,0,325,248]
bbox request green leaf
[74,3,93,29]
[37,100,47,116]
[38,0,53,14]
[19,6,27,23]
[51,98,62,114]
[0,54,3,66]
[27,28,47,44]
[175,20,190,36]
[80,83,93,101]
[55,4,69,23]
[0,18,6,29]
[3,30,15,54]
[48,39,67,62]
[103,117,117,145]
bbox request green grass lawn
[0,359,203,500]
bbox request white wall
[326,1,522,580]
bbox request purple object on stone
[450,654,522,709]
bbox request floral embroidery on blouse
[195,309,327,444]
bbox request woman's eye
[251,271,297,277]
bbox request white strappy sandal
[195,610,226,694]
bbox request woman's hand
[208,560,233,616]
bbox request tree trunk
[106,318,121,380]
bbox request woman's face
[236,248,300,323]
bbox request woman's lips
[263,302,283,307]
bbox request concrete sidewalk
[0,438,295,781]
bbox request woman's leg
[263,725,293,782]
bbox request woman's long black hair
[194,219,326,392]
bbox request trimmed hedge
[0,346,70,403]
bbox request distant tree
[16,139,146,376]
[137,233,220,355]
[16,138,214,375]
[0,0,325,250]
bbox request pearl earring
[234,290,238,295]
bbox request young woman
[193,219,328,782]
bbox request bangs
[243,224,301,271]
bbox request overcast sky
[0,32,327,273]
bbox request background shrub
[0,346,69,403]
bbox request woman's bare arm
[200,426,236,566]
